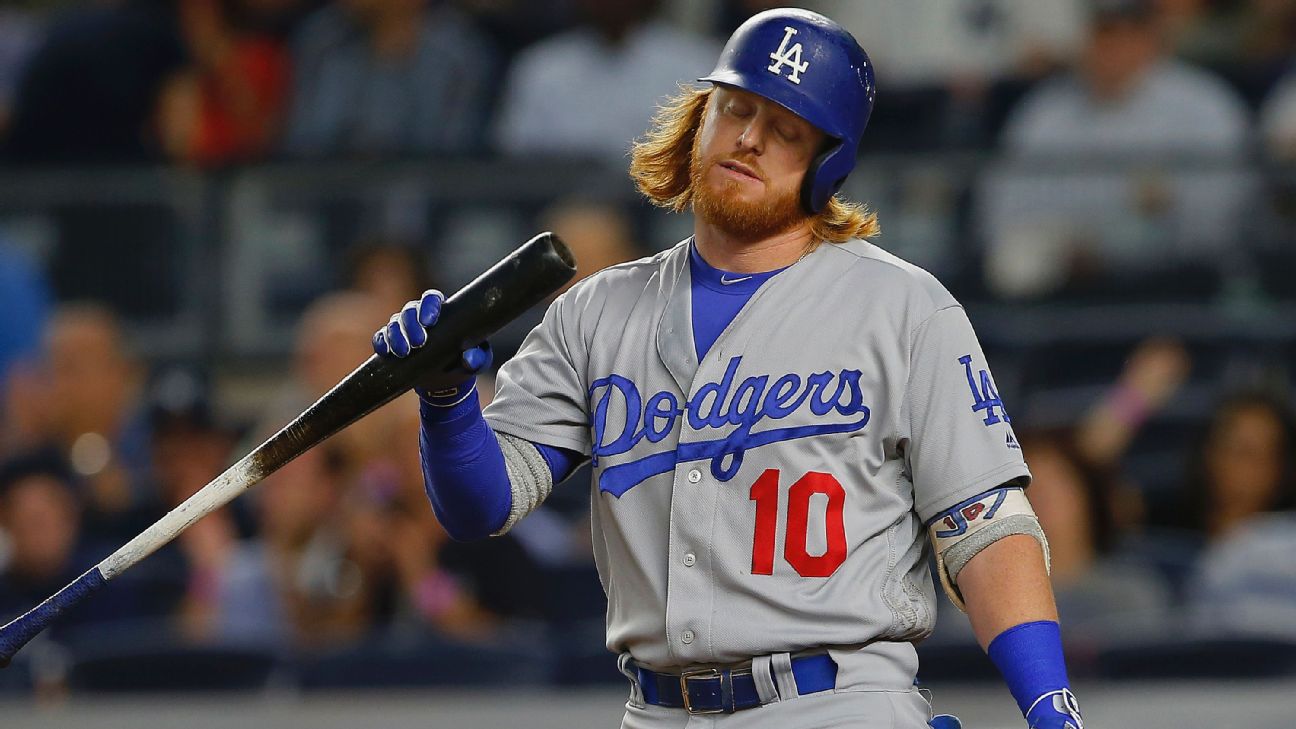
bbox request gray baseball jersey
[484,237,1029,689]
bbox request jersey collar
[688,240,788,295]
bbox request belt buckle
[679,667,725,715]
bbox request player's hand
[371,289,492,400]
[1027,689,1083,729]
[929,715,962,729]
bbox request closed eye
[725,100,754,118]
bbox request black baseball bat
[0,232,576,667]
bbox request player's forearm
[959,535,1082,728]
[418,392,513,541]
[957,534,1058,649]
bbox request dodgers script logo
[589,356,870,497]
[767,26,809,84]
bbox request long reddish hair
[628,86,880,244]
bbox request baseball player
[374,8,1082,729]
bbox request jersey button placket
[687,469,702,484]
[683,552,696,567]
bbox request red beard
[689,141,807,242]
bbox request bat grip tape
[0,567,106,665]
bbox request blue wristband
[986,620,1075,723]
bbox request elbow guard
[493,432,557,535]
[928,487,1049,611]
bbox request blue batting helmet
[701,8,876,213]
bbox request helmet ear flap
[801,140,851,214]
[800,147,831,214]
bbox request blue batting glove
[371,289,492,402]
[930,715,962,729]
[1027,689,1083,729]
[373,289,444,358]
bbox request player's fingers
[386,314,411,358]
[462,342,492,373]
[418,289,444,327]
[401,301,427,349]
[372,328,391,357]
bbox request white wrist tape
[928,487,1049,611]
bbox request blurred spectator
[1010,340,1189,632]
[233,290,401,647]
[0,3,46,137]
[802,0,1085,88]
[138,367,274,645]
[1172,390,1296,540]
[1260,66,1296,160]
[243,442,355,648]
[979,0,1253,299]
[1187,512,1296,639]
[1,0,186,165]
[157,0,302,166]
[337,437,503,642]
[493,0,718,160]
[0,451,139,641]
[1074,337,1192,475]
[6,305,155,541]
[241,291,526,646]
[272,291,408,474]
[1159,0,1296,69]
[345,241,432,316]
[486,200,645,359]
[456,0,579,57]
[1020,430,1172,632]
[281,0,497,159]
[0,238,51,393]
[541,199,645,294]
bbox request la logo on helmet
[767,26,809,84]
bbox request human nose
[737,119,765,154]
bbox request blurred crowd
[1,0,1296,693]
[0,0,1294,166]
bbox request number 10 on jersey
[749,469,847,578]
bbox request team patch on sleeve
[959,354,1011,426]
[928,487,1047,611]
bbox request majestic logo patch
[767,26,809,84]
[959,354,1010,426]
[589,356,870,497]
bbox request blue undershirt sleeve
[418,394,513,541]
[533,442,582,483]
[418,393,582,540]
